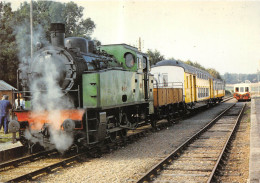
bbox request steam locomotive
[9,23,225,152]
[10,23,154,151]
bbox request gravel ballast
[36,100,235,182]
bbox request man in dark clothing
[0,95,12,134]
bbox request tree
[147,49,165,66]
[207,68,221,79]
[184,60,222,79]
[0,1,97,87]
[14,1,96,58]
[0,2,18,86]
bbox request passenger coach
[151,60,225,115]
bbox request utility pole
[138,37,141,51]
[30,0,33,58]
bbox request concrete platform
[250,97,260,182]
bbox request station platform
[250,97,260,182]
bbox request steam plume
[15,22,74,152]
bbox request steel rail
[0,150,56,169]
[2,97,233,182]
[207,103,246,182]
[5,153,85,183]
[222,96,234,103]
[137,103,236,183]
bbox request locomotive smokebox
[50,23,65,48]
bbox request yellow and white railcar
[233,83,251,101]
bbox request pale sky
[5,0,260,75]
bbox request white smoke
[15,22,75,153]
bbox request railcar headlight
[125,53,135,68]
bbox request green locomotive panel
[100,44,146,72]
[83,70,146,108]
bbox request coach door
[210,79,213,98]
[190,75,193,102]
[193,75,196,101]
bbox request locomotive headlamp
[36,42,42,50]
[62,119,75,132]
[125,53,135,68]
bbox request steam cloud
[15,22,74,152]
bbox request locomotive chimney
[50,23,65,48]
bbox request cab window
[235,87,239,92]
[245,87,249,92]
[240,87,244,92]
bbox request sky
[5,0,260,75]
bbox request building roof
[0,80,16,91]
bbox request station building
[0,80,16,104]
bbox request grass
[0,130,19,143]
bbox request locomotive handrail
[153,81,183,89]
[12,85,82,110]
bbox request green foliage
[146,49,165,66]
[184,60,222,79]
[0,2,19,87]
[0,1,97,87]
[207,68,221,79]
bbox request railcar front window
[245,87,249,92]
[235,87,239,92]
[240,87,244,92]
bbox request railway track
[137,102,245,183]
[0,97,234,182]
[0,149,83,182]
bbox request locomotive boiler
[10,23,154,151]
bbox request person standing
[0,95,12,134]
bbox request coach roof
[153,60,212,78]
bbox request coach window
[163,74,168,87]
[245,87,249,92]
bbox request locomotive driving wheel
[107,117,118,142]
[109,132,117,142]
[119,113,128,137]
